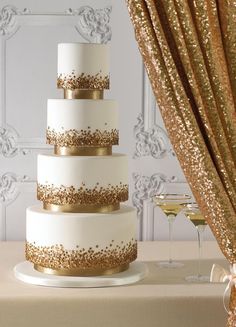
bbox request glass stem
[168,215,175,264]
[197,226,204,278]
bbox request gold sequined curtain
[126,0,236,324]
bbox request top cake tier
[57,43,110,90]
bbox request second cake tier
[37,153,128,211]
[46,99,118,149]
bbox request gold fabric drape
[126,0,236,324]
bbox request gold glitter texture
[126,0,236,261]
[25,240,137,271]
[46,127,119,147]
[34,263,129,276]
[57,71,109,90]
[126,0,236,322]
[37,183,128,205]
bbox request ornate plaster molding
[67,6,112,44]
[132,172,177,216]
[133,113,174,159]
[0,5,112,41]
[0,5,29,36]
[0,124,34,157]
[0,173,30,204]
[0,124,19,157]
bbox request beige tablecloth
[0,241,228,327]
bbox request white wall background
[0,0,214,241]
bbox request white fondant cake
[25,42,138,277]
[37,153,128,205]
[26,205,137,274]
[47,99,118,147]
[57,43,110,90]
[26,205,136,250]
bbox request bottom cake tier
[26,205,137,276]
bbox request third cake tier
[46,99,118,150]
[37,153,128,212]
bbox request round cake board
[14,261,148,288]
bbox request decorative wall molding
[0,5,29,36]
[0,172,31,205]
[133,113,172,159]
[0,124,18,157]
[134,69,175,159]
[0,124,36,157]
[132,172,177,216]
[0,124,53,158]
[67,6,112,44]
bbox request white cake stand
[14,261,148,288]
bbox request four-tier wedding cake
[25,43,137,277]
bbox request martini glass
[153,193,191,268]
[183,203,209,282]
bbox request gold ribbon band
[34,263,129,276]
[64,89,104,99]
[43,202,120,213]
[54,146,112,156]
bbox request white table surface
[0,241,228,327]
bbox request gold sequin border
[37,183,128,205]
[46,127,119,147]
[25,240,137,271]
[57,71,110,90]
[34,263,129,276]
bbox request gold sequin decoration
[25,240,137,270]
[46,127,119,147]
[37,183,128,205]
[126,0,236,322]
[57,71,109,90]
[126,0,236,264]
[34,263,129,276]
